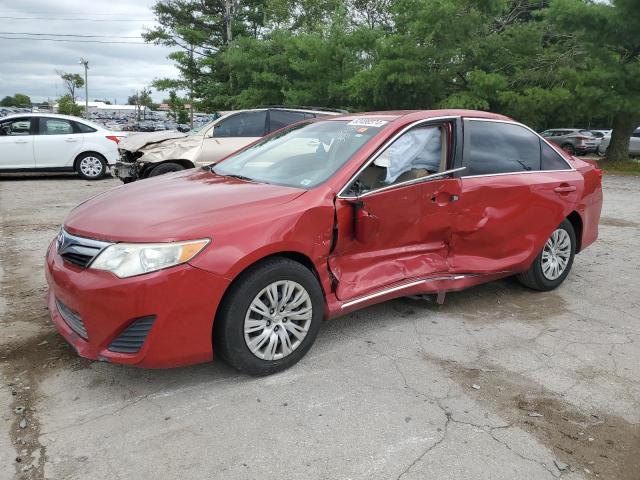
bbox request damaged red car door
[450,119,582,273]
[328,119,462,301]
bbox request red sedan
[45,110,603,375]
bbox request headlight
[90,239,209,278]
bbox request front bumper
[45,240,230,368]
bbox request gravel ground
[1,172,638,480]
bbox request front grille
[108,316,156,353]
[55,299,88,340]
[56,229,112,268]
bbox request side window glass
[268,110,306,133]
[541,141,571,170]
[349,125,445,195]
[75,122,97,133]
[214,111,267,138]
[0,118,32,136]
[40,118,74,135]
[465,121,540,175]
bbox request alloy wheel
[244,280,312,361]
[541,228,571,280]
[79,156,103,178]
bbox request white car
[114,107,344,183]
[597,127,640,156]
[0,113,125,179]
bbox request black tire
[75,153,107,180]
[517,219,576,291]
[214,258,324,376]
[561,143,576,155]
[148,162,185,177]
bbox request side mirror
[353,202,380,243]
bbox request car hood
[118,130,188,152]
[64,169,306,242]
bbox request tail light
[575,136,589,145]
[594,167,603,180]
[105,135,121,144]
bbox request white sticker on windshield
[300,179,312,186]
[347,118,389,128]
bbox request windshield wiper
[223,173,256,182]
[515,159,532,171]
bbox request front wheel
[147,162,185,177]
[517,219,576,291]
[214,258,324,376]
[76,153,107,180]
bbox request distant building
[52,100,147,115]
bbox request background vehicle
[597,127,640,156]
[0,113,125,179]
[47,110,602,375]
[540,128,599,155]
[113,107,344,183]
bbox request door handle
[554,184,576,194]
[431,193,459,206]
[14,139,29,144]
[65,138,78,142]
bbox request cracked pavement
[1,173,639,480]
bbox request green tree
[545,0,640,162]
[167,91,190,124]
[58,72,85,100]
[1,93,32,107]
[57,94,84,116]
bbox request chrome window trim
[461,169,577,180]
[462,118,576,176]
[337,115,460,199]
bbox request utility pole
[189,46,194,128]
[79,58,89,119]
[225,0,233,43]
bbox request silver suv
[540,129,599,155]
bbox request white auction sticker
[347,118,389,127]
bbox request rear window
[40,118,74,135]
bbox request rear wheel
[561,143,576,155]
[214,258,324,376]
[76,153,106,180]
[517,219,576,291]
[148,162,185,177]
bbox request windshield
[188,121,212,135]
[213,119,386,188]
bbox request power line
[0,16,155,22]
[0,36,148,44]
[0,31,142,39]
[0,12,148,16]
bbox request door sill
[340,274,473,309]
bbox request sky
[0,0,178,104]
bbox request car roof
[221,107,343,116]
[0,112,98,123]
[325,109,513,123]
